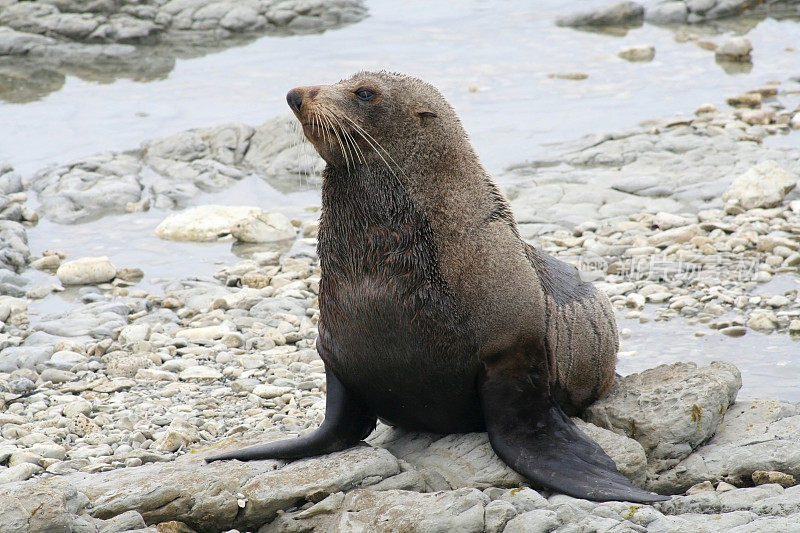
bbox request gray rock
[57,256,117,285]
[0,345,54,372]
[647,510,758,532]
[0,220,29,272]
[645,1,689,24]
[556,1,644,27]
[0,2,366,103]
[584,361,741,477]
[715,37,753,62]
[484,499,518,533]
[143,124,253,208]
[503,121,800,230]
[618,44,655,62]
[0,483,90,533]
[663,485,782,514]
[229,211,297,243]
[488,487,549,514]
[649,399,800,493]
[0,164,21,190]
[368,424,525,489]
[38,367,76,383]
[722,161,797,211]
[503,509,561,533]
[0,463,43,483]
[242,115,324,192]
[155,205,263,241]
[574,418,648,487]
[97,510,147,533]
[248,296,311,319]
[29,153,143,223]
[0,443,399,532]
[34,299,139,340]
[331,488,487,532]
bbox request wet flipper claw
[205,367,376,463]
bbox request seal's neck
[317,163,447,301]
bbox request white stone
[68,444,113,460]
[653,212,693,230]
[63,399,92,418]
[179,366,223,381]
[155,205,262,241]
[49,350,88,370]
[252,384,293,399]
[118,324,150,344]
[747,310,778,333]
[230,211,297,243]
[56,256,117,285]
[175,325,229,341]
[0,463,42,484]
[29,443,66,460]
[153,428,200,452]
[715,37,752,62]
[648,225,702,246]
[722,161,797,210]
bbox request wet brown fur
[291,71,618,428]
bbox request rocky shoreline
[1,23,800,532]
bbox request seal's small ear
[417,109,438,125]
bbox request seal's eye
[355,88,376,102]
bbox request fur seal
[206,71,667,503]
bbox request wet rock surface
[560,0,800,28]
[504,100,800,239]
[556,1,645,27]
[646,0,800,25]
[584,361,742,480]
[28,116,318,223]
[0,0,367,103]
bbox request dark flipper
[205,367,376,463]
[479,368,669,503]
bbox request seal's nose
[287,89,303,114]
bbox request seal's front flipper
[479,368,669,503]
[205,367,375,463]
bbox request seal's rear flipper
[205,367,376,463]
[479,368,669,503]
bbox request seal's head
[286,71,473,175]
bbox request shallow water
[3,0,800,398]
[618,309,800,401]
[3,0,800,175]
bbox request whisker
[341,115,404,182]
[320,110,350,175]
[331,113,362,167]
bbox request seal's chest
[318,273,484,434]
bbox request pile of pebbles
[539,197,800,339]
[1,221,326,485]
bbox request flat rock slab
[584,361,742,479]
[27,152,142,224]
[650,399,800,494]
[367,419,648,489]
[505,117,800,238]
[646,0,799,24]
[265,488,490,533]
[0,442,400,532]
[27,117,321,223]
[368,425,524,489]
